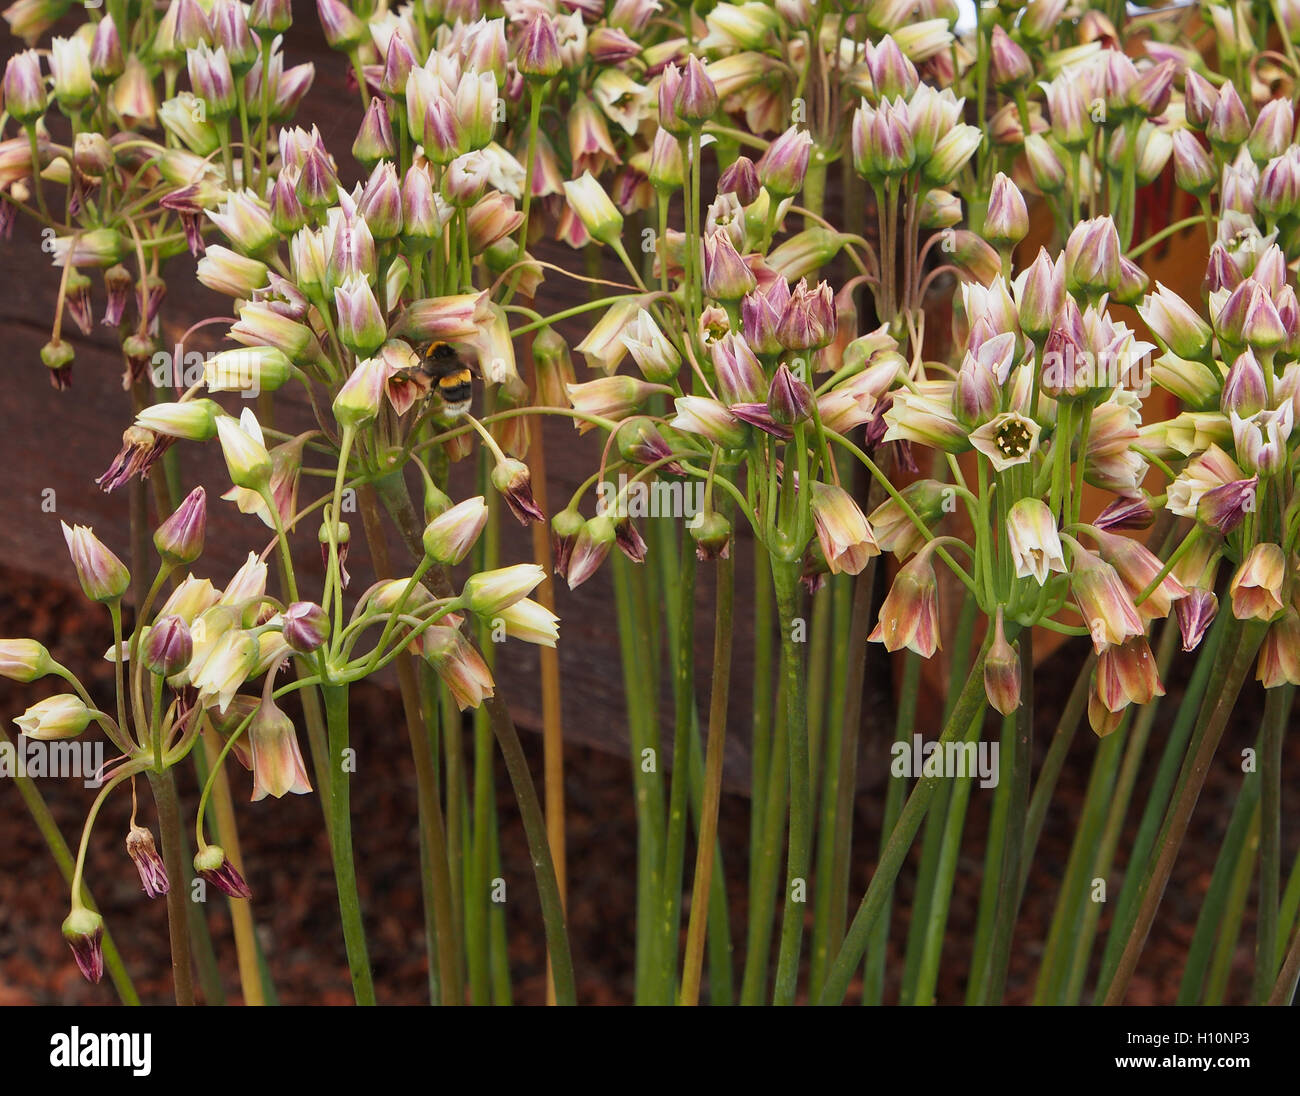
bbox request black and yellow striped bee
[400,340,475,419]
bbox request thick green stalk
[655,538,697,1004]
[1204,804,1260,1004]
[147,769,195,1006]
[748,545,775,929]
[967,711,1017,1004]
[1178,774,1260,1005]
[983,632,1034,1003]
[1034,719,1127,1004]
[820,639,992,1005]
[612,555,664,1003]
[864,652,922,1005]
[1096,615,1226,992]
[320,683,376,1005]
[1255,684,1294,1002]
[680,552,734,1005]
[1102,617,1265,1005]
[810,563,876,998]
[739,680,788,1004]
[772,562,811,1005]
[912,711,984,1005]
[374,471,576,1003]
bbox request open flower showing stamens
[970,411,1040,472]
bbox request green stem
[147,769,195,1006]
[1255,684,1293,1002]
[680,551,734,1005]
[1101,617,1266,1004]
[320,682,377,1005]
[772,562,810,1005]
[819,638,992,1005]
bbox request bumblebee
[403,340,475,419]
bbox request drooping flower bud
[565,514,616,589]
[687,509,732,561]
[195,844,252,898]
[62,908,104,983]
[281,601,329,653]
[490,458,545,524]
[984,608,1021,715]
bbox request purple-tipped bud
[269,171,307,235]
[984,171,1028,249]
[1024,133,1067,194]
[756,125,813,199]
[3,50,46,124]
[702,229,757,301]
[250,0,293,36]
[283,600,328,653]
[188,42,237,120]
[1130,59,1175,116]
[1222,349,1268,416]
[518,14,562,78]
[315,0,365,50]
[195,844,252,898]
[1171,129,1216,196]
[358,160,403,240]
[1094,495,1155,531]
[91,17,125,84]
[380,32,417,98]
[143,615,192,677]
[675,55,718,125]
[1064,216,1122,297]
[865,36,917,100]
[768,363,812,426]
[990,25,1031,88]
[1207,81,1250,154]
[354,98,396,169]
[657,63,688,137]
[711,332,766,404]
[1183,70,1218,130]
[154,486,206,564]
[1176,589,1218,651]
[718,156,760,205]
[61,522,129,603]
[1249,98,1294,163]
[62,909,104,984]
[776,277,835,350]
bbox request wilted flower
[62,909,104,984]
[126,826,169,899]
